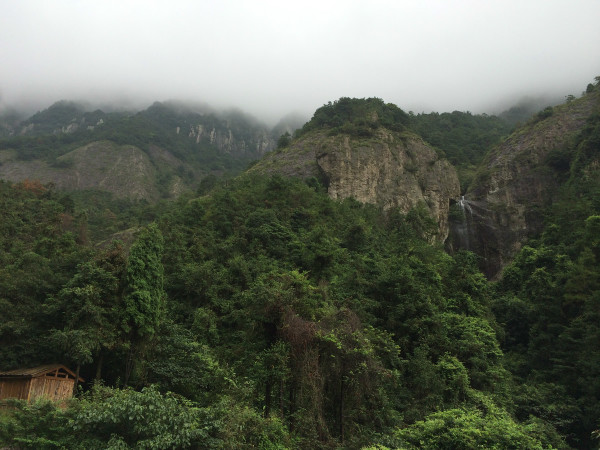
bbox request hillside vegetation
[0,175,562,449]
[1,80,600,448]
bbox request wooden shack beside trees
[0,364,83,403]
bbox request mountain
[450,87,600,277]
[0,100,276,199]
[4,87,600,449]
[251,97,460,242]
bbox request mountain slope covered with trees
[1,79,600,448]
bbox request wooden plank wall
[29,377,75,402]
[0,379,31,401]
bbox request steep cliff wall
[253,128,460,242]
[184,122,273,155]
[460,91,600,277]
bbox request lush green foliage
[47,245,125,378]
[0,386,225,449]
[3,85,600,447]
[409,111,513,191]
[490,105,600,449]
[380,405,548,449]
[0,172,563,448]
[123,223,166,340]
[298,97,409,137]
[0,180,92,368]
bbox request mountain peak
[297,97,410,138]
[252,108,459,242]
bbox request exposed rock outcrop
[457,91,600,277]
[185,122,273,155]
[253,128,460,242]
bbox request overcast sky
[1,0,599,123]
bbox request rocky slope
[455,90,600,277]
[0,141,183,200]
[252,128,460,242]
[0,101,278,200]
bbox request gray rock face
[253,128,460,242]
[186,123,274,156]
[458,92,600,278]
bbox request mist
[1,0,599,124]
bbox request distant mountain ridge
[0,100,283,199]
[2,100,277,156]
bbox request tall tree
[48,243,126,387]
[122,223,166,385]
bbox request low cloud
[1,1,599,122]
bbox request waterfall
[459,195,472,215]
[452,195,474,251]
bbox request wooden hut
[0,364,83,403]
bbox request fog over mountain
[1,0,599,123]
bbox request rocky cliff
[183,122,272,155]
[455,90,600,277]
[253,128,460,242]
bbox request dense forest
[1,81,599,449]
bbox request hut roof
[0,364,83,381]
